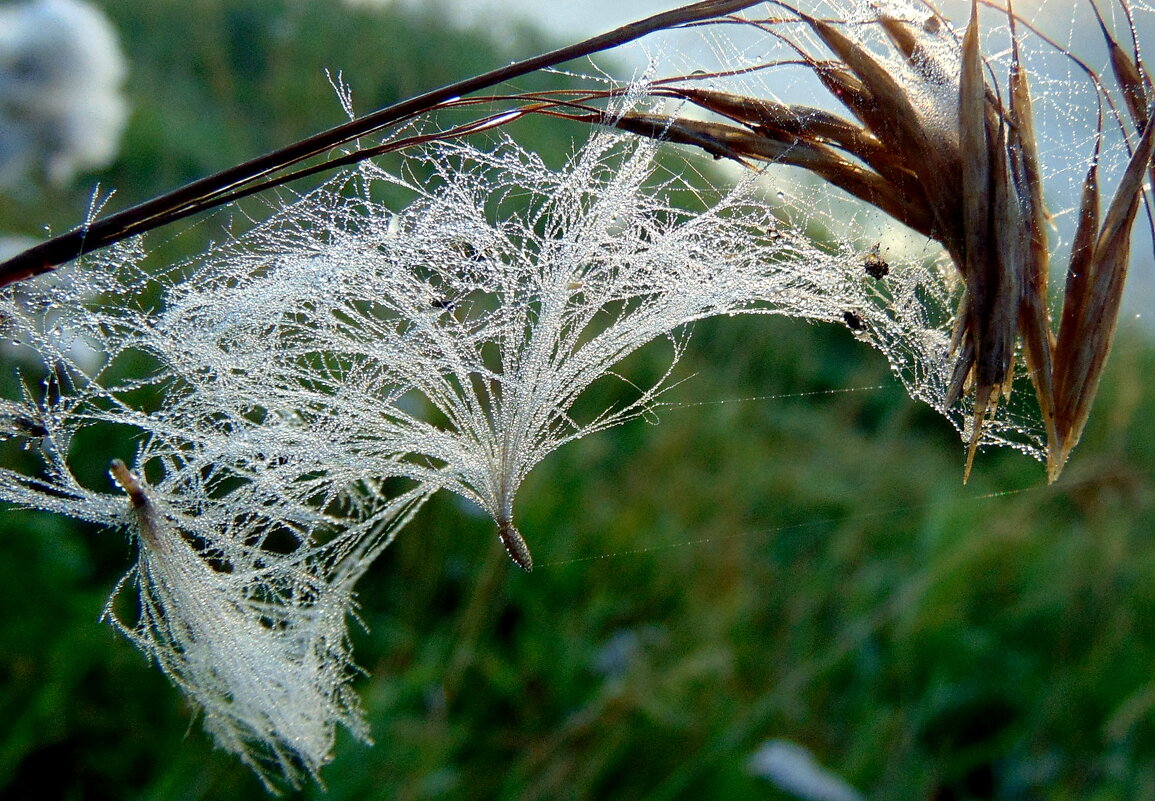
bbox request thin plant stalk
[0,0,763,288]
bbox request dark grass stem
[0,0,763,288]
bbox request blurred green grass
[2,1,1155,799]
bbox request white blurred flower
[0,0,128,188]
[748,739,864,801]
[0,235,37,259]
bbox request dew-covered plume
[0,124,968,780]
[0,358,430,787]
[105,463,430,788]
[1,129,962,578]
[0,254,435,786]
[71,131,973,569]
[2,0,1153,783]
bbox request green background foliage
[2,1,1154,799]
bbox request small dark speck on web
[863,248,889,280]
[843,310,867,332]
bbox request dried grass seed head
[630,0,1155,480]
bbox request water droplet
[775,191,786,200]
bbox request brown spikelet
[809,61,874,115]
[1093,0,1151,131]
[806,17,957,231]
[1091,0,1155,244]
[1006,1,1058,475]
[875,10,952,86]
[667,87,932,225]
[958,0,989,298]
[987,117,1021,401]
[613,112,938,236]
[874,11,919,62]
[958,0,996,478]
[669,88,886,163]
[609,113,752,164]
[945,333,976,409]
[1054,146,1101,402]
[1051,110,1155,476]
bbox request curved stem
[0,0,763,288]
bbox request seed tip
[109,459,148,509]
[497,520,533,572]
